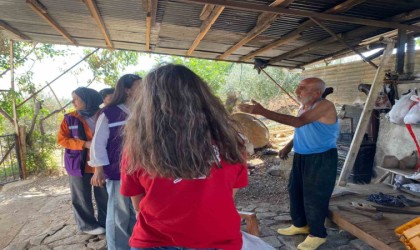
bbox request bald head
[301,77,326,95]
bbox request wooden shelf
[376,166,416,179]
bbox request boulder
[231,113,269,149]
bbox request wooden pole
[337,39,395,186]
[18,125,27,179]
[10,40,27,179]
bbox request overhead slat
[84,0,113,48]
[26,0,77,45]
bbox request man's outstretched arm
[238,100,331,128]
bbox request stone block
[261,236,283,248]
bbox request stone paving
[1,176,375,250]
[5,222,107,250]
[237,202,374,250]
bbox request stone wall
[300,52,420,106]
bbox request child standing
[120,65,248,250]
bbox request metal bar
[17,48,99,108]
[259,68,299,105]
[307,18,378,69]
[0,144,15,166]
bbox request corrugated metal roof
[0,0,419,68]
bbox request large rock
[231,113,269,148]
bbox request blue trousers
[106,180,136,250]
[69,173,108,231]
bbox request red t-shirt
[120,157,248,250]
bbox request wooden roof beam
[26,0,77,45]
[84,0,113,48]
[186,5,224,56]
[200,4,215,20]
[309,18,378,69]
[182,0,420,31]
[240,0,367,61]
[272,8,420,66]
[144,0,157,51]
[217,0,295,60]
[0,20,31,40]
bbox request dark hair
[99,88,115,99]
[108,74,142,106]
[124,64,246,178]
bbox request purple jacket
[63,114,88,177]
[101,105,127,180]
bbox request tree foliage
[84,49,139,86]
[167,56,233,92]
[219,63,300,104]
[0,41,147,175]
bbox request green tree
[0,39,69,175]
[220,63,300,104]
[167,56,233,92]
[84,49,140,86]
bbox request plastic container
[395,217,420,249]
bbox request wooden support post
[337,39,395,186]
[405,35,415,75]
[19,126,27,179]
[10,40,27,179]
[395,29,407,75]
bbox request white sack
[404,95,420,125]
[388,90,415,124]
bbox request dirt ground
[0,175,73,249]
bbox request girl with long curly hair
[120,64,248,250]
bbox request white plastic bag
[242,231,275,250]
[404,95,420,124]
[388,90,415,124]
